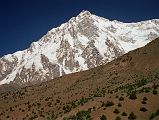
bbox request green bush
[71,101,77,108]
[76,111,91,119]
[137,79,147,87]
[100,115,107,120]
[150,113,156,120]
[78,97,88,105]
[93,106,96,111]
[128,112,136,120]
[114,109,120,114]
[156,109,159,115]
[143,97,147,101]
[141,101,146,104]
[104,101,114,107]
[63,105,71,113]
[152,89,157,95]
[142,87,150,93]
[153,84,158,89]
[65,110,92,120]
[115,116,121,120]
[49,111,56,120]
[140,107,147,112]
[118,103,122,107]
[122,112,127,116]
[129,91,137,100]
[150,109,159,120]
[119,97,124,101]
[93,88,106,97]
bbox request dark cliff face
[0,56,17,82]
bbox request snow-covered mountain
[0,10,159,85]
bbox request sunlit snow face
[0,11,159,85]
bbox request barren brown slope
[0,38,159,120]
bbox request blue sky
[0,0,159,57]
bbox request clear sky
[0,0,159,57]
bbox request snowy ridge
[0,10,159,85]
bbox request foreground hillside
[0,38,159,120]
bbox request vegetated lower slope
[0,38,159,120]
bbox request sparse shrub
[140,107,147,112]
[101,102,105,107]
[142,87,150,93]
[56,99,60,103]
[150,109,159,120]
[105,101,114,107]
[137,79,147,87]
[63,117,67,120]
[78,97,88,105]
[153,84,158,89]
[76,110,92,120]
[141,101,147,104]
[93,106,96,111]
[66,115,76,120]
[118,103,122,107]
[71,101,77,108]
[9,107,14,112]
[128,112,136,120]
[150,113,156,120]
[156,109,159,115]
[93,89,105,97]
[115,116,121,120]
[48,111,56,120]
[152,89,157,95]
[0,112,3,116]
[47,102,52,107]
[114,109,120,114]
[28,105,31,109]
[40,114,45,118]
[143,97,147,101]
[28,116,38,120]
[88,108,92,113]
[100,115,107,120]
[122,112,127,116]
[129,92,137,100]
[45,97,51,101]
[63,105,71,113]
[119,97,124,101]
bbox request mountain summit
[0,11,159,85]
